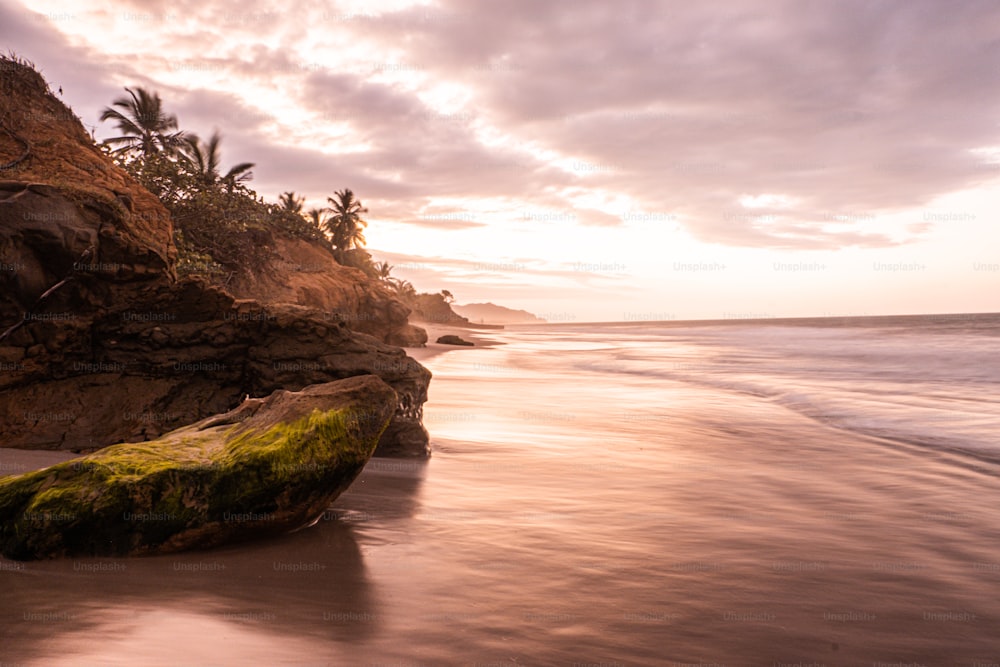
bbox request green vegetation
[100,86,379,281]
[122,148,325,278]
[373,261,393,281]
[387,277,417,302]
[325,188,368,259]
[99,86,184,156]
[177,130,255,189]
[371,268,463,322]
[279,191,305,214]
[97,84,462,312]
[0,404,389,559]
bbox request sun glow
[18,0,1000,321]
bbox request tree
[178,130,254,189]
[440,289,454,303]
[373,261,393,281]
[388,278,416,302]
[279,191,304,215]
[306,208,327,230]
[99,87,184,156]
[325,188,368,253]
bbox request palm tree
[279,191,304,214]
[324,188,368,252]
[389,278,416,302]
[305,208,327,230]
[178,130,254,188]
[373,261,393,281]
[99,87,184,156]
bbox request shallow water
[2,314,999,665]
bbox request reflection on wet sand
[0,458,427,665]
[3,317,1000,664]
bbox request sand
[0,447,75,476]
[402,321,505,363]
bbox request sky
[2,0,999,322]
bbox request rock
[0,63,175,279]
[436,334,474,346]
[411,292,469,325]
[0,375,395,560]
[388,323,429,348]
[0,277,431,456]
[0,57,432,457]
[217,235,423,347]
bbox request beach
[404,321,505,363]
[2,314,999,664]
[3,2,997,662]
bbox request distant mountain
[452,303,547,325]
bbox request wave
[503,318,1000,462]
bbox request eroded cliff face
[219,236,428,348]
[0,58,431,456]
[0,62,174,282]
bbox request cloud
[357,0,1000,246]
[0,5,124,131]
[372,249,637,302]
[9,0,1000,253]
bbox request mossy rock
[0,375,396,560]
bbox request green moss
[225,408,352,466]
[0,401,390,560]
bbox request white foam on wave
[503,317,1000,457]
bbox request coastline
[404,321,504,363]
[4,317,1000,663]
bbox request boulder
[388,322,429,348]
[436,334,474,346]
[0,375,395,560]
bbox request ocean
[1,313,999,665]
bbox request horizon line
[507,310,1000,327]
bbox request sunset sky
[3,0,999,322]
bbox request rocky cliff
[410,292,470,325]
[220,235,428,348]
[0,56,431,457]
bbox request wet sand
[0,447,75,476]
[3,321,999,664]
[403,321,504,364]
